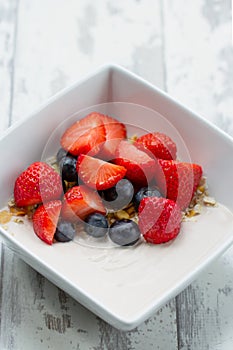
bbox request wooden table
[0,1,233,349]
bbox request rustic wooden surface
[0,0,232,349]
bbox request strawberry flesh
[14,162,63,207]
[114,140,156,187]
[98,114,127,159]
[77,154,127,191]
[60,112,106,156]
[61,185,106,222]
[136,132,177,160]
[138,197,182,244]
[32,200,62,245]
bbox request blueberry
[134,186,162,210]
[84,213,109,238]
[100,179,134,211]
[109,219,141,246]
[54,220,76,242]
[60,156,78,183]
[56,148,67,163]
[100,186,118,202]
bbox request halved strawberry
[60,112,106,156]
[113,140,156,187]
[14,162,63,207]
[138,197,182,244]
[154,159,203,210]
[32,200,62,245]
[135,132,177,160]
[77,154,127,190]
[61,185,106,222]
[98,114,127,159]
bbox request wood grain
[0,0,178,349]
[163,0,233,349]
[0,0,18,132]
[0,0,20,348]
[1,0,233,348]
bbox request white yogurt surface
[1,203,233,320]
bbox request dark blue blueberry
[60,156,78,183]
[109,219,141,246]
[56,148,67,163]
[54,220,76,242]
[84,213,109,238]
[56,148,76,163]
[100,186,118,202]
[100,179,134,211]
[133,186,162,210]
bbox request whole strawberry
[14,162,63,207]
[138,197,182,244]
[135,132,177,160]
[154,159,203,210]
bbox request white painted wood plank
[127,301,178,350]
[0,0,178,349]
[163,0,233,135]
[163,0,233,348]
[0,0,19,348]
[11,0,166,125]
[0,0,18,133]
[177,251,233,350]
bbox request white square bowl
[1,64,233,330]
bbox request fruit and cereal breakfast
[0,112,216,247]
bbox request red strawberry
[32,200,62,245]
[135,132,177,160]
[154,159,203,210]
[60,112,106,156]
[14,162,63,207]
[113,140,156,187]
[98,114,127,159]
[61,185,106,222]
[138,197,182,244]
[77,154,126,191]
